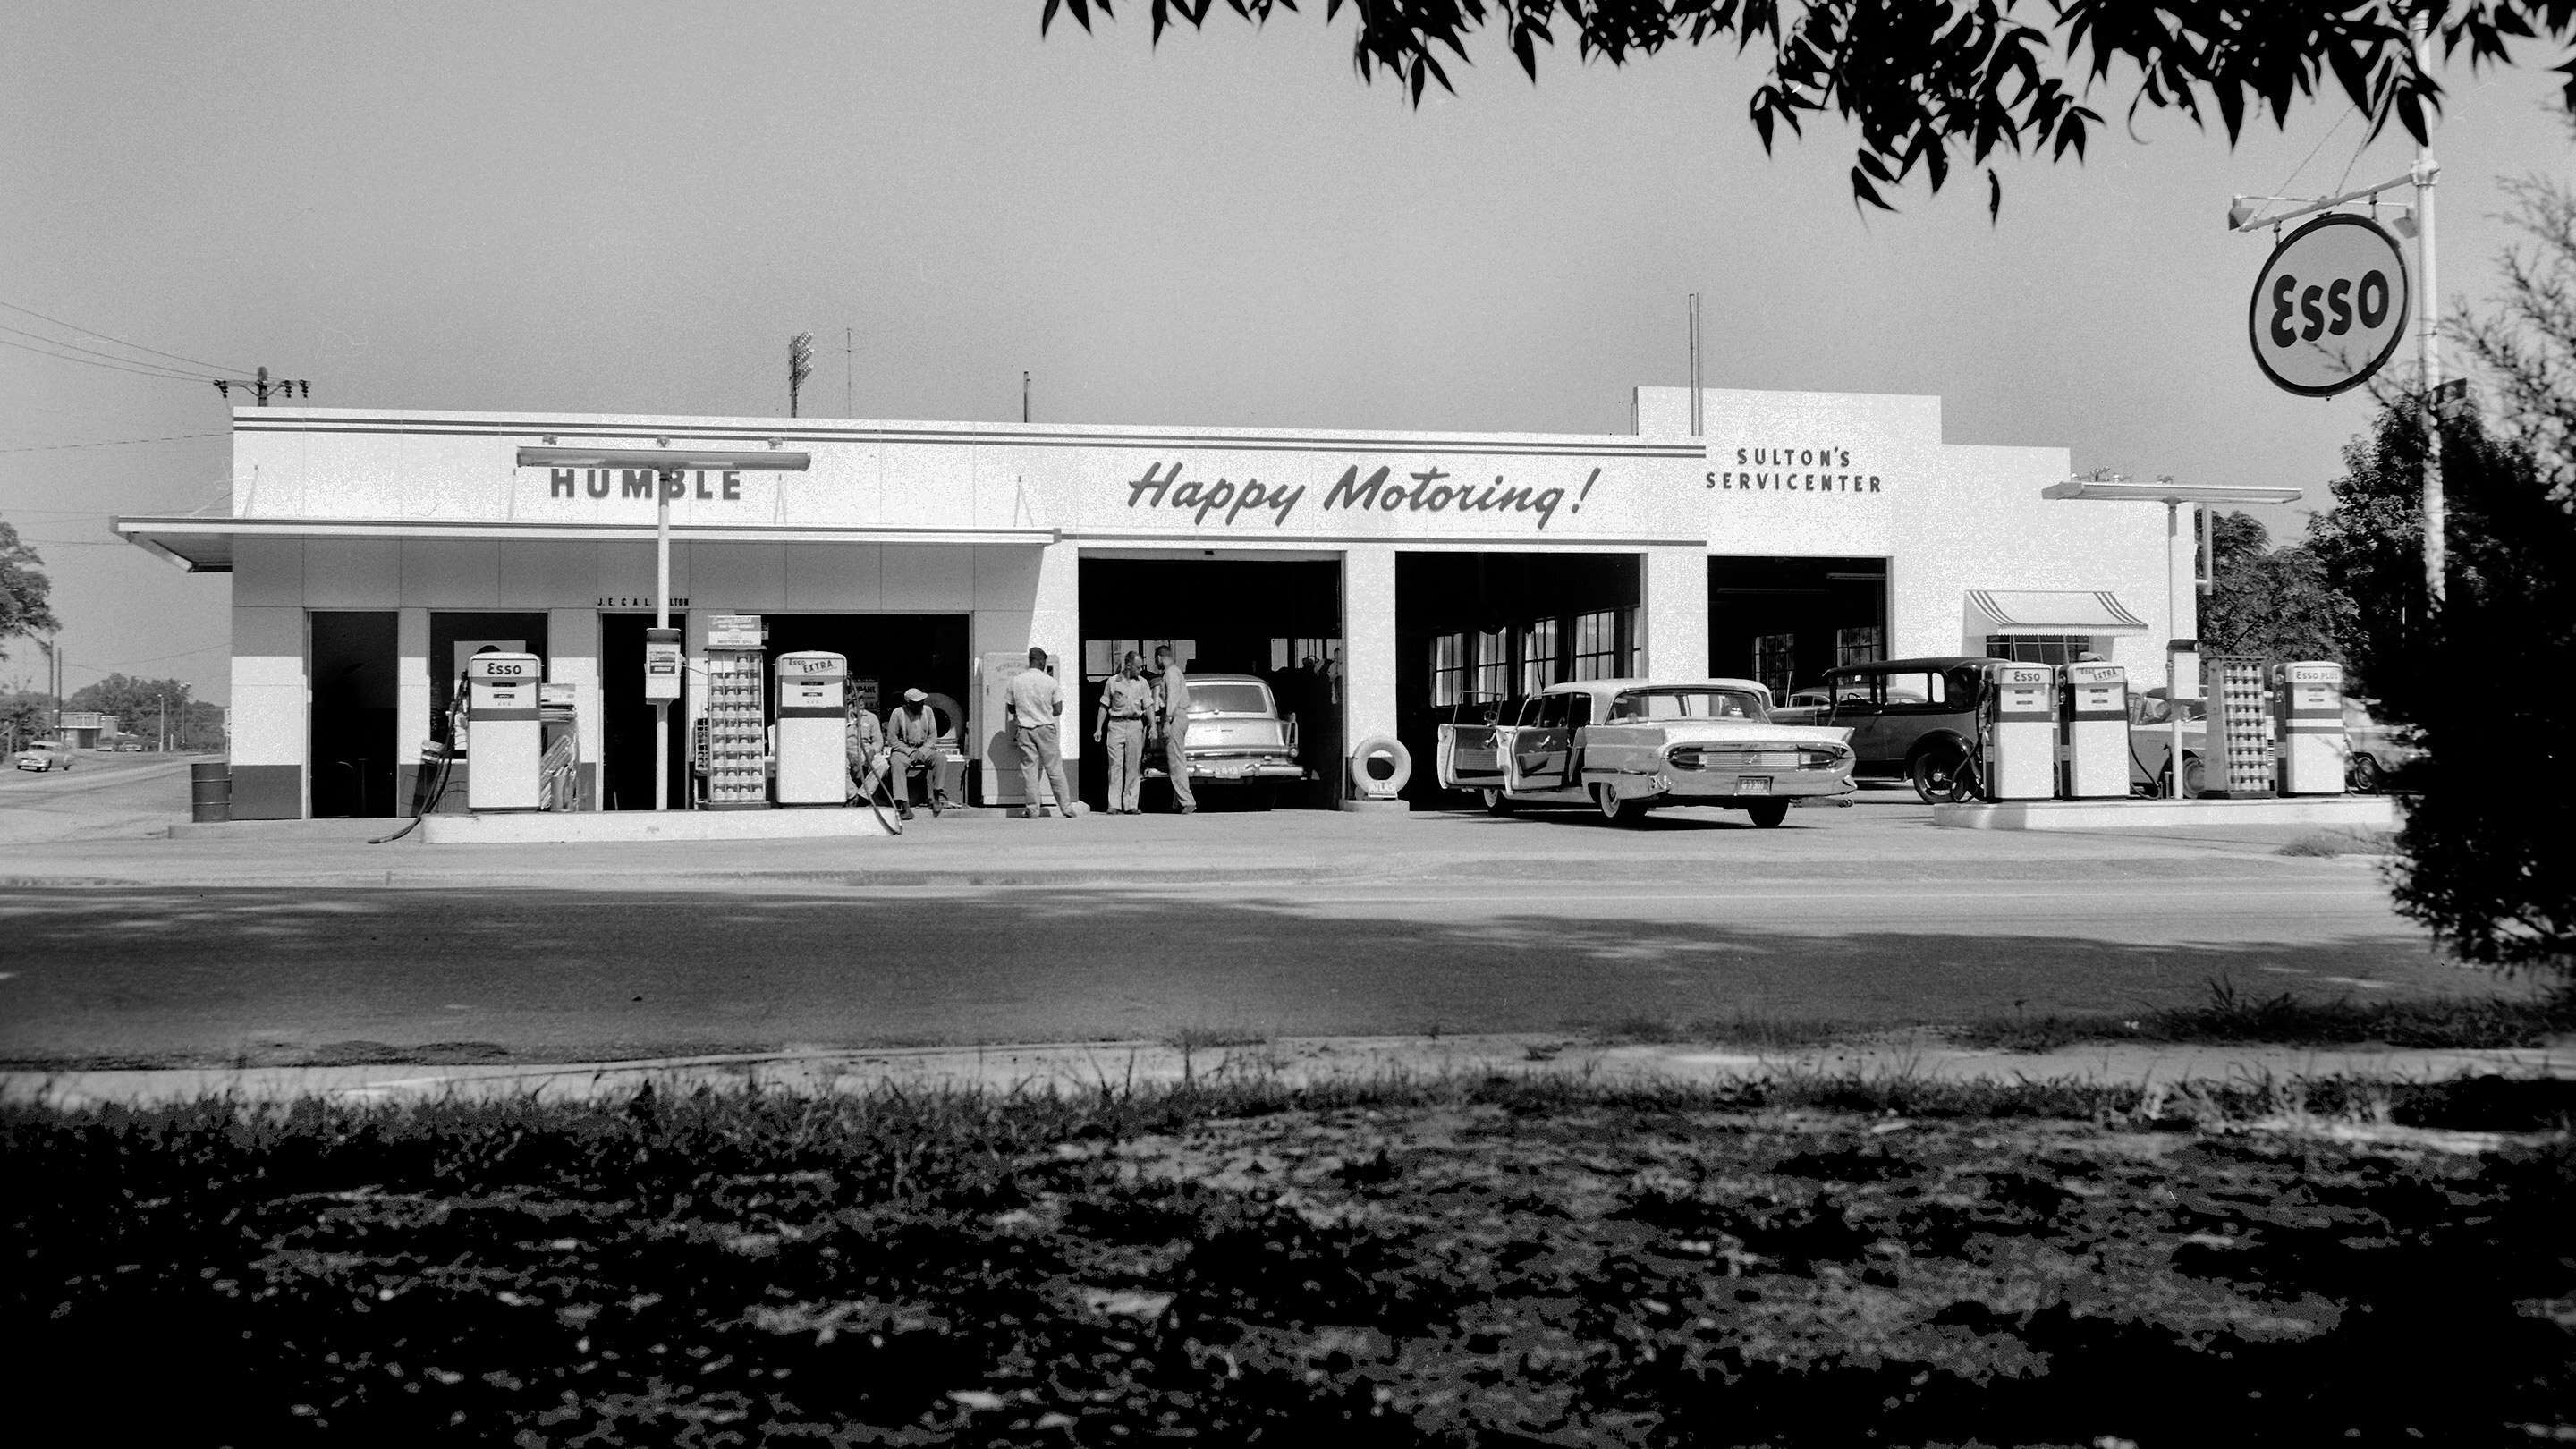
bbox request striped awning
[1964,589,2149,634]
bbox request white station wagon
[1436,677,1856,826]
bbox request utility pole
[211,366,309,405]
[2411,12,2445,606]
[788,333,814,418]
[844,327,853,418]
[1687,293,1703,436]
[158,692,168,754]
[1022,370,1030,424]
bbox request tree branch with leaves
[1041,1,2576,215]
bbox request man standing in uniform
[1154,644,1196,815]
[1007,647,1075,819]
[886,687,949,819]
[1092,651,1154,814]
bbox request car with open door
[1436,677,1854,826]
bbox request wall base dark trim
[230,766,304,821]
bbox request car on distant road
[1143,673,1305,808]
[1437,676,1854,826]
[13,740,74,772]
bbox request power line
[0,323,224,379]
[0,430,226,454]
[0,335,217,383]
[0,299,253,375]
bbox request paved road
[0,767,2487,1067]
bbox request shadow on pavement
[0,885,2488,1067]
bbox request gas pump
[1979,663,2058,801]
[774,650,849,806]
[464,651,543,811]
[2273,661,2348,795]
[2056,662,2128,800]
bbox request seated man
[885,688,951,819]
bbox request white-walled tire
[1592,783,1646,825]
[1347,736,1411,796]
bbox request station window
[1520,619,1559,694]
[1473,631,1511,701]
[1985,634,2097,665]
[1431,632,1468,708]
[1752,632,1794,697]
[1835,626,1883,667]
[1572,610,1629,682]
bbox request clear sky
[4,1,2569,706]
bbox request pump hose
[848,758,903,836]
[369,744,458,844]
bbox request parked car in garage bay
[1437,677,1854,826]
[1142,673,1305,808]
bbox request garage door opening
[1707,556,1887,703]
[1078,555,1342,810]
[1397,551,1640,805]
[310,611,397,818]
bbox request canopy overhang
[1965,589,2150,635]
[111,515,1062,574]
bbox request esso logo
[2248,214,2410,398]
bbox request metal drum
[189,760,232,823]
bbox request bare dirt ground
[13,1076,2571,1446]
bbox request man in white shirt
[1005,647,1075,820]
[1092,651,1155,814]
[1153,645,1196,814]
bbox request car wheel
[1592,783,1645,825]
[2157,754,2208,797]
[1480,788,1513,816]
[1909,744,1972,805]
[1746,799,1791,828]
[2347,753,2385,794]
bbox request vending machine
[2056,662,2129,800]
[464,651,543,811]
[774,650,849,806]
[538,682,581,811]
[2201,655,2275,799]
[976,650,1060,809]
[702,638,768,809]
[1979,663,2059,801]
[2273,661,2349,795]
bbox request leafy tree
[2312,397,2572,976]
[0,688,55,753]
[2197,511,2350,671]
[174,699,228,752]
[0,520,59,664]
[67,673,192,740]
[2453,174,2576,494]
[1042,1,2576,213]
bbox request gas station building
[114,386,2185,820]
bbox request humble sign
[2249,214,2410,398]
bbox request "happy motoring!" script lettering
[1123,462,1601,530]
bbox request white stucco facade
[121,388,2188,819]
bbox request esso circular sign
[2248,213,2410,397]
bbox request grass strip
[6,1072,2572,1445]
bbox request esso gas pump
[1979,663,2059,801]
[464,651,543,811]
[773,650,849,806]
[2274,660,2349,795]
[2056,662,2129,800]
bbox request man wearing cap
[1092,651,1154,815]
[1006,647,1076,820]
[886,687,949,820]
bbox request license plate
[1737,776,1773,794]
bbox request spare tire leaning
[1347,735,1411,796]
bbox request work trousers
[1013,720,1073,815]
[1162,721,1196,811]
[889,749,945,807]
[1104,719,1148,811]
